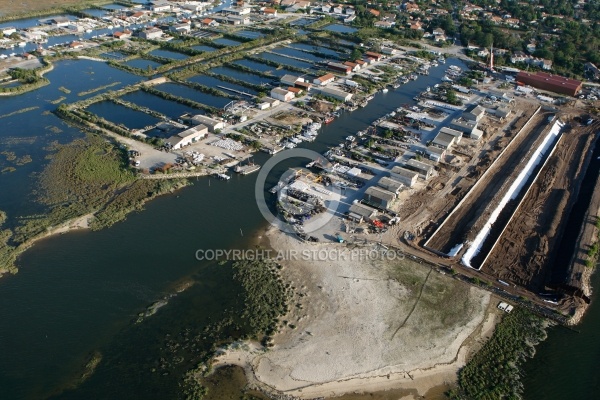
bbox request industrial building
[189,114,225,132]
[348,203,378,223]
[463,104,486,122]
[390,166,418,187]
[166,125,208,149]
[403,159,434,180]
[431,131,455,151]
[363,186,396,208]
[270,87,295,102]
[450,118,478,137]
[327,62,352,74]
[439,127,462,143]
[426,146,446,162]
[139,27,164,40]
[313,73,335,86]
[377,176,404,194]
[316,87,353,102]
[280,74,301,86]
[516,71,582,96]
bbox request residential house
[511,51,529,64]
[368,9,381,17]
[375,21,395,28]
[199,18,216,26]
[477,48,489,57]
[263,7,278,16]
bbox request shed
[377,176,404,194]
[439,127,462,143]
[390,166,418,187]
[463,104,486,122]
[317,87,353,102]
[404,159,434,180]
[348,203,378,223]
[190,115,225,132]
[431,132,455,150]
[427,146,446,162]
[364,186,396,208]
[270,87,295,102]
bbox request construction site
[399,100,600,318]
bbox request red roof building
[516,71,582,96]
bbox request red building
[516,71,582,96]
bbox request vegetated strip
[180,258,293,398]
[0,106,39,119]
[448,308,547,400]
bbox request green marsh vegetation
[0,135,188,275]
[448,308,547,400]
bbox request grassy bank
[448,308,547,400]
[181,259,292,399]
[0,134,189,276]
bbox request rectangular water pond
[87,101,161,130]
[148,49,189,61]
[209,66,274,86]
[233,59,298,78]
[232,30,264,40]
[120,91,198,120]
[187,75,258,96]
[102,3,130,10]
[156,83,232,109]
[81,8,107,18]
[123,58,163,70]
[323,24,357,34]
[212,38,243,47]
[191,45,218,53]
[288,43,346,59]
[256,52,314,70]
[101,51,128,61]
[272,47,327,63]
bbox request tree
[350,48,363,61]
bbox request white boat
[382,88,389,93]
[216,173,231,180]
[441,75,453,82]
[346,135,355,142]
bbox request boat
[346,135,355,142]
[216,173,231,180]
[438,57,446,64]
[234,163,260,175]
[410,74,418,80]
[324,116,334,124]
[382,88,389,93]
[442,75,453,82]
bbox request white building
[166,125,208,149]
[317,87,353,102]
[313,73,335,86]
[270,87,295,102]
[139,27,164,40]
[150,1,172,12]
[190,115,225,132]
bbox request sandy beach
[213,227,495,399]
